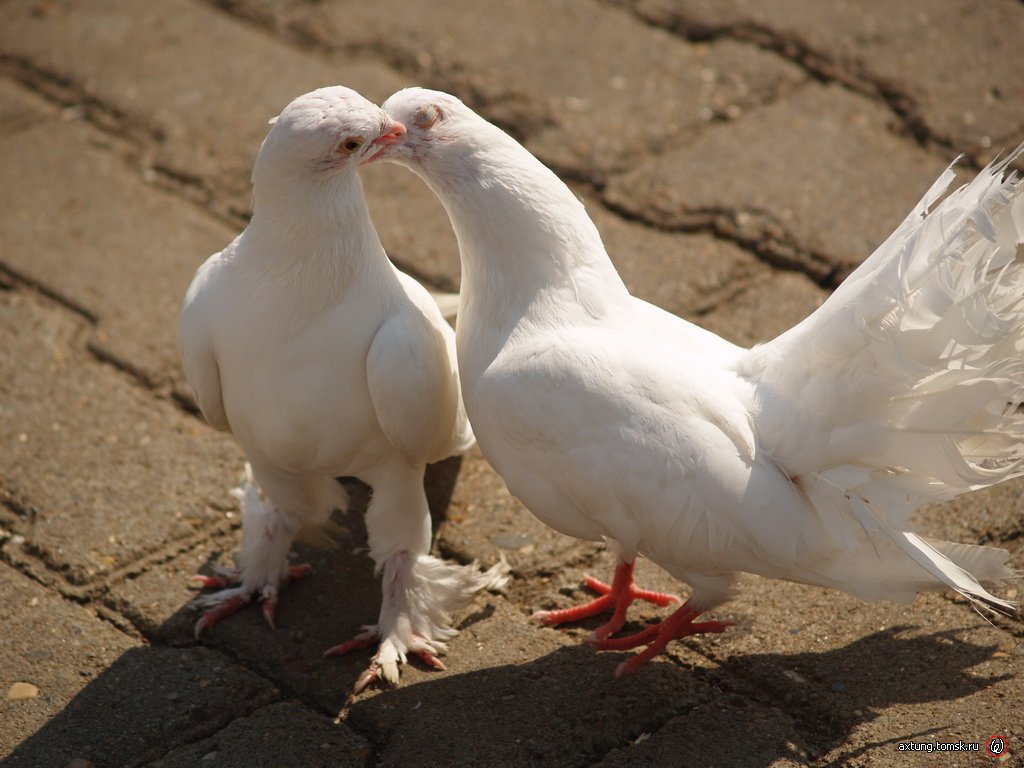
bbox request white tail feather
[741,147,1024,610]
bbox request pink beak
[372,121,407,147]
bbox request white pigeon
[379,87,1023,676]
[178,86,507,690]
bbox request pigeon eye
[413,104,443,130]
[337,136,364,154]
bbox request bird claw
[531,593,613,626]
[287,563,314,579]
[323,630,380,658]
[353,661,382,695]
[603,603,735,675]
[191,561,312,635]
[191,568,241,590]
[534,561,681,643]
[194,593,251,638]
[414,649,447,671]
[261,596,278,630]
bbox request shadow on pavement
[2,449,1007,766]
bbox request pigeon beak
[363,121,407,164]
[373,121,407,147]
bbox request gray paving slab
[688,577,1022,766]
[0,289,241,589]
[604,82,949,282]
[626,0,1024,159]
[145,700,370,768]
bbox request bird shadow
[336,626,1009,767]
[5,590,1009,766]
[3,451,1013,766]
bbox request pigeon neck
[431,145,629,331]
[243,172,391,288]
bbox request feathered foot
[192,563,313,637]
[532,560,680,641]
[587,600,734,677]
[324,551,508,692]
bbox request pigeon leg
[602,601,734,677]
[532,559,680,640]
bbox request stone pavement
[1,1,1023,765]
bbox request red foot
[608,601,735,677]
[323,631,379,658]
[532,560,680,640]
[326,632,447,695]
[192,563,313,591]
[194,594,251,638]
[415,649,446,671]
[191,570,240,590]
[193,563,313,636]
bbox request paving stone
[697,270,825,347]
[146,700,370,768]
[0,290,241,587]
[102,528,242,643]
[3,0,1024,764]
[593,699,811,767]
[0,115,235,385]
[513,519,1021,765]
[605,82,950,280]
[219,0,806,179]
[0,77,51,140]
[627,0,1024,158]
[346,598,714,767]
[1,575,279,766]
[0,0,462,287]
[686,575,1022,763]
[588,192,768,317]
[0,561,140,763]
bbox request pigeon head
[254,86,406,185]
[378,88,502,174]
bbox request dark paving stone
[0,563,279,768]
[146,700,370,768]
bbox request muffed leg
[192,462,346,636]
[325,462,508,690]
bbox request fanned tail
[740,147,1024,609]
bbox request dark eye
[413,104,443,129]
[337,136,364,154]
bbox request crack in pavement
[601,196,841,288]
[605,1,972,164]
[0,54,163,145]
